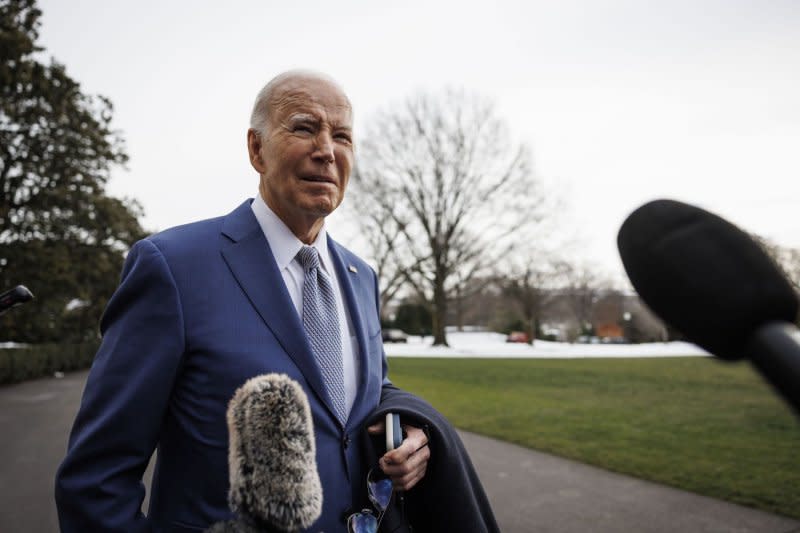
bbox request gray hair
[249,70,351,137]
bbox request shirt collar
[251,193,331,272]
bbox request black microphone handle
[746,321,800,417]
[0,285,34,315]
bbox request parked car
[506,331,530,343]
[382,329,409,343]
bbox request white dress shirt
[250,194,358,418]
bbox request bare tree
[349,89,545,345]
[753,235,800,291]
[560,262,610,339]
[500,254,569,343]
[355,200,411,322]
[780,248,800,290]
[622,295,669,343]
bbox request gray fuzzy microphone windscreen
[223,373,322,531]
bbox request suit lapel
[219,201,337,422]
[328,238,377,429]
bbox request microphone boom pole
[747,322,800,414]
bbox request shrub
[0,342,99,384]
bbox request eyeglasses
[347,469,394,533]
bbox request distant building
[595,322,624,339]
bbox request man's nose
[312,131,335,163]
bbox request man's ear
[247,129,266,173]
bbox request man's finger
[380,443,429,474]
[383,442,430,477]
[385,426,427,463]
[384,449,429,480]
[380,429,430,483]
[384,463,425,491]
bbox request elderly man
[55,71,430,532]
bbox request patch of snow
[384,331,709,358]
[0,342,29,349]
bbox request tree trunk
[527,315,537,346]
[431,281,449,346]
[456,284,464,332]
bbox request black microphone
[206,374,322,532]
[617,199,800,415]
[0,285,34,315]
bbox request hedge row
[0,341,99,385]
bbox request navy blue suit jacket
[55,200,387,532]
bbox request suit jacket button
[343,435,351,449]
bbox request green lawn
[387,356,800,519]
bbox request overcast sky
[35,0,800,281]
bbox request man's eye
[293,124,314,133]
[335,133,352,143]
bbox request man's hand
[367,421,430,491]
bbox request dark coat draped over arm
[360,384,500,533]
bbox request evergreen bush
[0,342,99,384]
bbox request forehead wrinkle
[275,107,353,135]
[286,112,317,123]
[269,85,352,130]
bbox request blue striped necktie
[297,245,347,424]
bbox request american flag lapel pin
[348,265,358,274]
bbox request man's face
[249,77,354,237]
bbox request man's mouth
[301,175,336,185]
